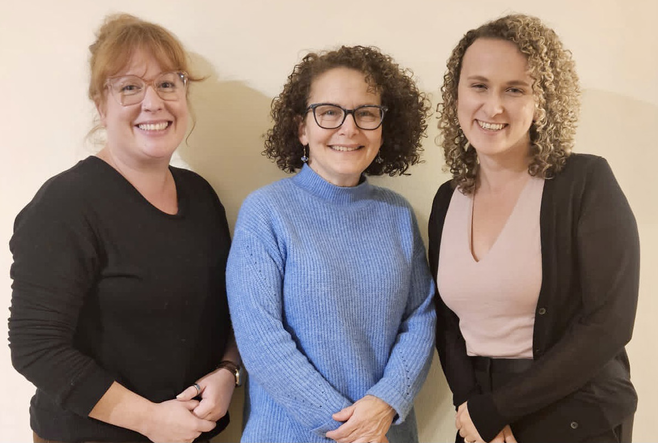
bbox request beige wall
[1,1,656,441]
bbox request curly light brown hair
[264,46,431,176]
[438,14,580,193]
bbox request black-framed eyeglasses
[105,71,188,106]
[305,103,387,130]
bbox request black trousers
[454,357,634,443]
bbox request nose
[339,111,360,135]
[483,92,504,117]
[141,85,164,111]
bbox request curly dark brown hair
[264,45,431,176]
[438,14,581,194]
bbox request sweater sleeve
[429,182,480,409]
[366,210,436,424]
[8,181,115,417]
[226,200,351,436]
[467,157,641,441]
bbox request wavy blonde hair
[87,13,203,141]
[437,14,580,193]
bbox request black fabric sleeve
[429,181,480,409]
[8,180,115,417]
[467,157,641,441]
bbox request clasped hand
[176,366,236,421]
[456,402,516,443]
[325,395,394,443]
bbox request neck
[97,148,170,188]
[476,147,531,194]
[96,147,177,214]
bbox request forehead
[460,38,531,80]
[309,67,380,103]
[111,47,172,78]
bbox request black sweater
[429,154,639,442]
[9,156,232,441]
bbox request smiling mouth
[137,122,170,131]
[330,145,362,152]
[477,120,507,131]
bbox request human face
[298,67,383,187]
[97,49,188,165]
[457,38,536,164]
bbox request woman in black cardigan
[430,14,639,443]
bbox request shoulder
[430,179,455,214]
[556,153,614,183]
[12,159,104,247]
[369,184,414,209]
[19,157,104,215]
[241,176,298,210]
[234,177,295,227]
[170,166,218,196]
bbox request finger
[178,399,200,410]
[326,423,355,441]
[197,418,217,433]
[503,428,518,443]
[193,399,215,419]
[176,384,201,400]
[332,404,356,422]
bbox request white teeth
[477,120,506,131]
[331,145,360,152]
[138,122,169,131]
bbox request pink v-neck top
[438,176,545,358]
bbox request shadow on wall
[179,53,288,233]
[177,53,288,443]
[578,89,658,224]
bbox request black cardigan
[428,154,639,442]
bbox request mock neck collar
[292,164,372,205]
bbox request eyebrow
[465,75,532,87]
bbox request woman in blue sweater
[226,46,436,443]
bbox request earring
[375,152,384,164]
[301,145,309,163]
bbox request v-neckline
[468,176,532,263]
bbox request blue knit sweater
[226,165,436,442]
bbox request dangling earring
[301,144,309,163]
[375,152,384,164]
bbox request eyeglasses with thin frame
[305,103,388,130]
[105,71,188,106]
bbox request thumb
[176,385,201,401]
[332,404,356,422]
[198,418,217,433]
[178,399,200,410]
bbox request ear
[95,99,107,127]
[297,115,308,146]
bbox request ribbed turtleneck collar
[292,164,373,205]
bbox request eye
[356,108,378,120]
[315,106,342,118]
[157,80,177,91]
[507,87,525,95]
[471,83,487,91]
[119,82,142,94]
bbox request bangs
[102,25,186,78]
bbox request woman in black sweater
[430,14,639,443]
[9,13,240,443]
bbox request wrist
[135,400,158,438]
[216,360,243,387]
